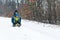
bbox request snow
[0,17,60,40]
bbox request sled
[13,23,21,27]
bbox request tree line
[0,0,60,24]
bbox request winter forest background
[0,0,60,24]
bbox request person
[11,10,21,27]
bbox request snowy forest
[0,0,60,24]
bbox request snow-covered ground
[0,17,60,40]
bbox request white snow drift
[0,17,60,40]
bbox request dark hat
[15,10,18,12]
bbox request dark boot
[13,23,16,27]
